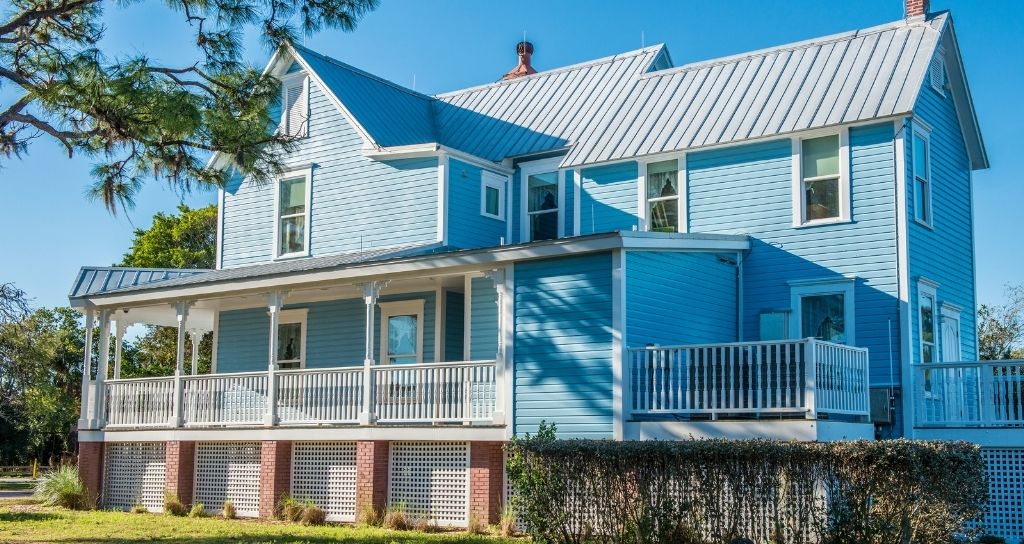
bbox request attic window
[281,74,309,138]
[929,49,947,95]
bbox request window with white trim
[276,309,307,370]
[280,74,309,138]
[480,172,505,221]
[275,169,310,259]
[795,133,847,225]
[912,127,932,226]
[918,280,938,392]
[646,159,680,233]
[789,278,855,345]
[379,300,425,365]
[526,171,559,241]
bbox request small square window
[480,172,505,221]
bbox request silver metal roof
[69,267,210,298]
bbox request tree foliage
[978,284,1024,360]
[1,0,378,213]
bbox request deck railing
[627,339,870,418]
[913,360,1024,427]
[101,360,496,428]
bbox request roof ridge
[434,44,666,99]
[644,15,942,79]
[292,44,437,103]
[78,266,211,273]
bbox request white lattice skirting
[980,448,1024,544]
[102,442,166,512]
[193,442,261,517]
[291,441,358,522]
[389,441,470,527]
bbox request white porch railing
[371,361,497,423]
[627,339,870,418]
[913,360,1024,427]
[100,360,496,428]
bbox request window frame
[275,308,308,370]
[378,299,426,365]
[911,123,933,228]
[788,277,856,345]
[518,157,564,242]
[279,72,309,139]
[480,170,506,221]
[791,128,851,228]
[639,156,686,233]
[917,279,939,365]
[272,166,313,260]
[940,302,963,363]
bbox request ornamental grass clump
[507,422,987,544]
[357,503,383,527]
[163,491,186,517]
[33,465,91,510]
[383,502,410,530]
[188,502,208,518]
[278,493,304,522]
[221,500,237,519]
[300,504,327,526]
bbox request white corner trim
[437,153,449,245]
[611,249,626,441]
[434,283,444,363]
[210,309,220,374]
[573,168,583,236]
[636,158,648,231]
[215,186,225,270]
[463,275,472,361]
[272,166,313,261]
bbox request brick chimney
[502,41,537,81]
[905,0,929,19]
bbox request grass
[0,498,521,544]
[0,480,34,491]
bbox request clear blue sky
[1,0,1020,309]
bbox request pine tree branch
[0,0,98,37]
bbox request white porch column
[485,270,507,425]
[188,330,205,375]
[265,291,285,427]
[359,281,383,425]
[171,302,190,427]
[77,310,95,429]
[91,310,112,428]
[112,316,130,380]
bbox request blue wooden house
[67,1,1022,540]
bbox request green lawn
[0,480,34,491]
[0,499,521,544]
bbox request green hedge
[506,424,986,544]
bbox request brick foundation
[470,441,505,524]
[356,440,389,520]
[78,442,104,507]
[164,441,196,507]
[258,440,292,518]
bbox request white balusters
[371,361,496,424]
[104,377,175,427]
[914,360,1024,427]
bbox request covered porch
[75,268,508,431]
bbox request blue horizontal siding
[514,252,614,439]
[687,124,901,385]
[579,162,639,235]
[470,277,499,360]
[447,159,507,249]
[220,69,438,268]
[626,251,738,347]
[909,80,977,361]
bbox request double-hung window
[520,157,563,242]
[379,300,425,365]
[280,74,309,138]
[276,309,307,370]
[794,131,849,226]
[912,127,932,226]
[918,279,938,392]
[789,278,855,345]
[275,169,311,259]
[646,159,681,233]
[480,171,506,221]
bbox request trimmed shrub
[33,465,91,510]
[188,502,208,518]
[507,422,987,544]
[163,491,186,517]
[221,500,236,519]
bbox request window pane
[801,294,845,343]
[527,172,558,213]
[921,295,935,344]
[922,343,934,364]
[530,212,558,241]
[802,135,839,179]
[277,323,301,363]
[387,315,417,364]
[805,178,840,220]
[279,215,305,255]
[485,186,500,216]
[646,160,678,199]
[915,179,929,222]
[279,178,306,216]
[649,199,678,233]
[913,134,927,179]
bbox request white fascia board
[77,233,750,308]
[364,144,515,175]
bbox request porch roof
[68,232,749,308]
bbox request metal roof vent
[502,41,537,80]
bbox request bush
[507,423,987,544]
[499,504,518,537]
[383,502,410,530]
[163,491,186,517]
[278,493,304,522]
[301,505,327,526]
[129,499,147,514]
[188,502,208,518]
[357,503,383,527]
[33,465,90,510]
[222,500,236,519]
[978,536,1007,544]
